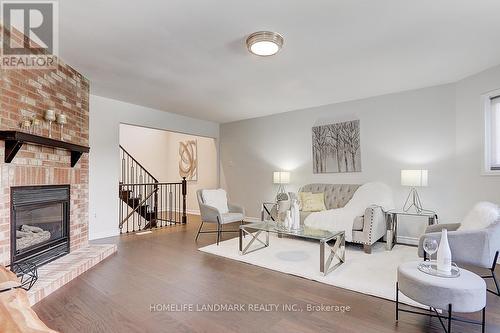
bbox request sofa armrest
[199,203,223,223]
[362,206,386,245]
[228,202,245,216]
[418,229,493,268]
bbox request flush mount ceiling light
[246,31,284,57]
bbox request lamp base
[403,188,424,213]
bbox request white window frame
[482,88,500,175]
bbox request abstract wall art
[179,139,198,180]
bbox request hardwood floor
[34,215,500,333]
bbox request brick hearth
[28,244,117,305]
[0,24,90,266]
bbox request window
[484,90,500,173]
[491,97,500,170]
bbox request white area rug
[199,234,421,306]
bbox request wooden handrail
[120,182,182,186]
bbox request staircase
[119,145,187,233]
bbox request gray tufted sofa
[289,184,386,254]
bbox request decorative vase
[44,109,56,138]
[436,229,452,273]
[284,211,292,230]
[290,199,300,230]
[56,113,67,141]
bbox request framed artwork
[179,139,197,181]
[312,120,361,173]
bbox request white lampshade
[273,171,290,184]
[401,170,428,187]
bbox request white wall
[119,124,170,181]
[89,95,219,240]
[221,84,459,241]
[455,65,500,209]
[119,124,218,214]
[220,64,500,242]
[89,64,500,241]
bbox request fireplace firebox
[11,185,70,267]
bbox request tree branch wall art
[312,120,361,173]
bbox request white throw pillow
[201,189,229,214]
[459,202,499,231]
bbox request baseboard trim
[187,209,200,216]
[162,209,200,216]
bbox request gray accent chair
[196,189,245,245]
[418,220,500,296]
[290,184,387,254]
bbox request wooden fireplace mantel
[0,131,90,167]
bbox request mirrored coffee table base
[239,221,345,276]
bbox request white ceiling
[60,0,500,123]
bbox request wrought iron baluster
[119,185,123,234]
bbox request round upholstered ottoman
[397,261,486,332]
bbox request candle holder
[56,113,67,141]
[31,118,41,135]
[20,119,31,133]
[44,110,56,138]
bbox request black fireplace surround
[10,185,70,267]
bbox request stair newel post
[154,182,158,229]
[182,177,187,224]
[119,184,123,234]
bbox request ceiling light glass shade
[246,31,284,56]
[401,170,428,187]
[273,171,290,184]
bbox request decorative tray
[417,261,460,278]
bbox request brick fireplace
[0,26,90,266]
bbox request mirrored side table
[386,210,438,250]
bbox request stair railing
[119,145,187,233]
[119,180,187,233]
[120,186,158,229]
[120,145,158,184]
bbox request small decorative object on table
[417,261,460,278]
[274,200,303,233]
[290,199,301,231]
[44,109,56,138]
[437,228,452,272]
[56,113,67,141]
[283,210,292,229]
[422,237,438,260]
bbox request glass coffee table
[239,221,345,276]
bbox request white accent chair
[196,189,245,245]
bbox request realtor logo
[1,0,58,69]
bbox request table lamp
[273,171,290,201]
[401,169,428,213]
